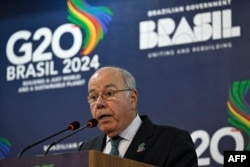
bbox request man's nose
[95,95,106,109]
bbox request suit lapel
[93,134,107,151]
[124,116,154,161]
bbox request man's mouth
[98,114,111,120]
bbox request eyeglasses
[87,88,133,103]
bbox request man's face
[88,68,137,137]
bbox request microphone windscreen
[68,121,80,130]
[87,118,98,128]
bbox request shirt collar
[106,114,142,142]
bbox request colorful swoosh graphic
[0,137,11,160]
[67,0,113,55]
[227,80,250,150]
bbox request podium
[0,150,155,167]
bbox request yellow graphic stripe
[227,101,250,128]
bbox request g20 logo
[6,23,100,81]
[192,127,245,166]
[6,23,83,64]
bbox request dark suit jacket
[80,115,197,167]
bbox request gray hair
[118,67,137,91]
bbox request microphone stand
[18,128,68,158]
[44,125,89,155]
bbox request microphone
[44,118,98,155]
[17,121,80,158]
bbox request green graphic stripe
[0,138,11,147]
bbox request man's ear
[130,90,138,105]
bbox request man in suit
[80,66,198,167]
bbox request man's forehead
[90,68,121,81]
[91,72,100,79]
[88,68,125,89]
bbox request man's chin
[100,125,116,136]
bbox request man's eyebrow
[88,83,117,93]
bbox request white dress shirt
[103,114,142,157]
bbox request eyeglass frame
[87,88,133,103]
